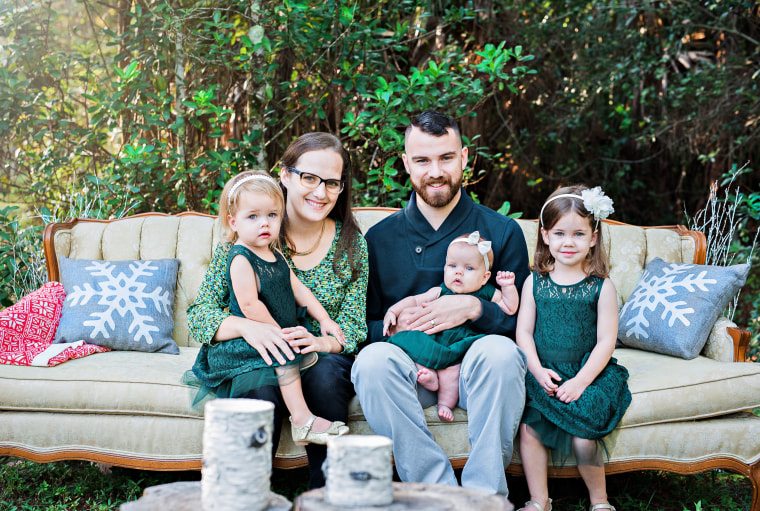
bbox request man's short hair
[405,110,461,141]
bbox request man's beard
[412,175,462,208]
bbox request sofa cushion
[343,348,760,437]
[0,348,201,417]
[614,348,760,427]
[618,258,749,359]
[55,256,180,354]
[509,412,760,467]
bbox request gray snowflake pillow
[618,257,749,359]
[54,256,180,354]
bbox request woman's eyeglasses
[286,167,344,193]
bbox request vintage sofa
[1,208,759,509]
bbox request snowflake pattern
[66,260,174,345]
[620,264,717,340]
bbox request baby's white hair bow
[450,231,492,271]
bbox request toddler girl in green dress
[515,185,631,511]
[191,171,349,445]
[383,231,519,421]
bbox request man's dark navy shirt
[365,190,530,344]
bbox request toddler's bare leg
[436,364,461,421]
[276,366,334,435]
[416,363,439,391]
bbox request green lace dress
[386,283,495,369]
[190,245,304,398]
[522,272,631,462]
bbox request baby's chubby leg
[415,363,439,391]
[436,364,461,421]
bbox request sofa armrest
[728,325,752,362]
[701,317,751,362]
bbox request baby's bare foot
[416,368,439,391]
[438,405,454,421]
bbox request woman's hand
[283,326,343,355]
[224,317,296,366]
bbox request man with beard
[352,110,530,508]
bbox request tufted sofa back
[44,208,704,348]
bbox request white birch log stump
[202,398,275,511]
[324,435,393,506]
[119,481,292,511]
[296,482,512,510]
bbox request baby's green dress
[386,283,495,369]
[190,244,304,397]
[522,272,631,461]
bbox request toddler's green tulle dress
[387,283,495,369]
[188,245,307,400]
[522,272,631,464]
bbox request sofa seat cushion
[616,349,760,427]
[0,347,201,418]
[345,348,760,435]
[509,412,760,467]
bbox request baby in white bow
[383,231,519,421]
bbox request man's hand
[402,294,481,335]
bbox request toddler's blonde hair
[219,171,284,247]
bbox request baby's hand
[320,318,346,346]
[496,271,516,288]
[383,310,398,337]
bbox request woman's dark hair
[533,184,610,278]
[279,132,362,281]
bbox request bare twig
[688,163,757,320]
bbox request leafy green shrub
[0,206,45,307]
[0,0,536,217]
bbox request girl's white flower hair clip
[539,186,615,227]
[580,186,615,222]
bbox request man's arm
[365,229,387,344]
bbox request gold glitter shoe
[290,415,349,445]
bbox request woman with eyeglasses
[187,132,367,489]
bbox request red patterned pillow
[0,282,67,365]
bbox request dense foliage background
[1,0,759,352]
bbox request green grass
[507,471,752,510]
[0,458,752,510]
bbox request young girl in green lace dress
[382,231,520,421]
[191,171,349,445]
[515,185,631,511]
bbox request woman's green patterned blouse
[187,221,367,355]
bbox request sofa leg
[751,459,760,511]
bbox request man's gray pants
[351,335,526,498]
